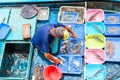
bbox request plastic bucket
[43,65,62,80]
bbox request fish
[63,14,74,21]
[61,46,68,54]
[72,59,80,66]
[106,69,120,80]
[106,41,115,58]
[92,51,104,61]
[88,11,100,21]
[92,23,103,33]
[72,41,83,54]
[72,43,82,54]
[107,16,119,24]
[92,35,104,43]
[88,69,103,79]
[107,27,120,34]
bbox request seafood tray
[0,23,11,40]
[86,64,106,80]
[60,38,85,56]
[105,37,120,62]
[61,12,79,23]
[85,49,105,64]
[86,9,104,22]
[104,24,120,36]
[38,7,49,20]
[86,34,106,49]
[57,55,82,74]
[86,22,105,34]
[0,42,33,80]
[104,14,120,24]
[58,6,85,24]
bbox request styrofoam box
[58,6,85,24]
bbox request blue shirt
[31,23,65,53]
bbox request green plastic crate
[0,41,33,80]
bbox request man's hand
[73,34,77,38]
[44,53,61,64]
[65,26,77,38]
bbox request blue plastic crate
[57,55,82,74]
[64,24,85,39]
[86,22,105,34]
[61,12,79,23]
[0,23,11,40]
[86,64,106,80]
[105,37,120,62]
[104,24,120,36]
[72,24,85,39]
[60,38,85,56]
[104,14,120,24]
[0,41,33,80]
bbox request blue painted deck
[6,9,37,40]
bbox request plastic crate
[105,37,120,62]
[64,24,85,39]
[0,41,33,80]
[104,14,120,24]
[72,24,85,39]
[86,22,105,34]
[61,12,79,23]
[0,23,11,40]
[86,34,106,49]
[57,55,82,74]
[104,24,120,36]
[58,6,85,24]
[86,9,104,22]
[60,38,85,56]
[85,49,105,64]
[38,7,49,20]
[86,64,106,80]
